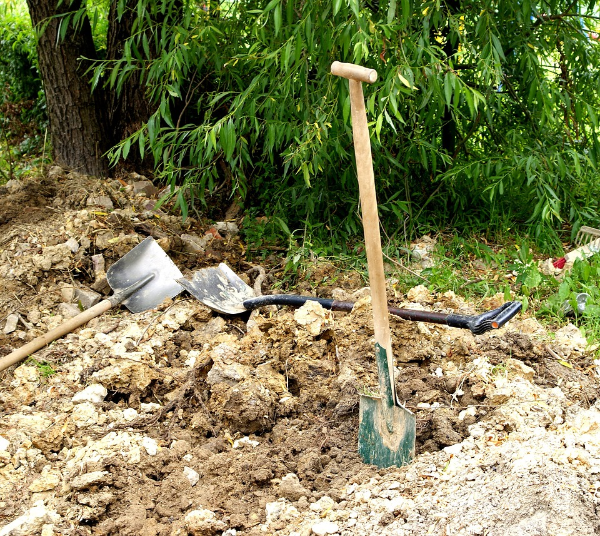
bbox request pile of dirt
[1,170,599,536]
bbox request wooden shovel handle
[331,61,378,83]
[331,62,395,399]
[0,299,113,372]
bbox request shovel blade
[177,263,255,314]
[106,237,183,313]
[358,395,415,468]
[358,343,416,468]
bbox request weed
[26,357,56,378]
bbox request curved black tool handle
[242,296,522,335]
[446,301,522,335]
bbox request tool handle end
[331,61,378,83]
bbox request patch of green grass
[25,357,56,378]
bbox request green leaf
[274,3,282,36]
[491,34,505,60]
[122,137,131,159]
[220,119,237,161]
[349,0,360,18]
[387,0,397,23]
[444,73,453,107]
[264,0,279,13]
[375,113,383,141]
[333,0,342,16]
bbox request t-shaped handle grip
[331,61,378,83]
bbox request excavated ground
[1,170,599,536]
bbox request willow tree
[33,0,600,242]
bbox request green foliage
[535,254,600,353]
[60,0,600,251]
[0,6,42,103]
[0,3,47,182]
[25,357,57,378]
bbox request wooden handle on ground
[0,299,113,372]
[331,61,378,83]
[332,62,396,400]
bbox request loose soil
[1,170,599,536]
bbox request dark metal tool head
[106,236,184,313]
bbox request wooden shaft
[0,299,113,372]
[331,61,378,84]
[347,77,396,401]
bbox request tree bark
[26,0,109,176]
[104,0,153,172]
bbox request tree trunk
[26,0,109,176]
[104,0,153,172]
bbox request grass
[275,228,600,357]
[25,357,56,378]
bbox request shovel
[0,237,183,372]
[177,263,521,335]
[331,61,416,467]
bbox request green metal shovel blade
[358,344,416,468]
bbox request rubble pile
[1,170,599,535]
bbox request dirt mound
[1,170,600,536]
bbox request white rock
[294,300,334,336]
[0,436,9,451]
[309,495,335,513]
[184,508,226,535]
[3,314,19,334]
[122,408,138,421]
[65,238,79,253]
[232,436,259,449]
[444,443,463,455]
[141,436,158,456]
[71,471,110,490]
[28,467,61,492]
[72,384,107,404]
[71,402,99,428]
[140,402,161,413]
[184,466,200,486]
[265,499,299,524]
[354,489,372,503]
[0,500,60,536]
[311,520,339,535]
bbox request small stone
[91,254,105,275]
[232,436,259,449]
[60,284,75,302]
[86,195,114,210]
[311,520,339,535]
[309,496,335,513]
[132,180,158,197]
[28,468,61,492]
[184,509,227,535]
[58,303,81,319]
[214,221,239,236]
[444,443,463,455]
[184,466,200,486]
[407,285,433,304]
[141,436,158,456]
[0,436,9,451]
[3,314,18,334]
[0,500,60,535]
[123,408,138,421]
[180,233,209,254]
[278,473,310,501]
[71,402,99,428]
[74,288,102,310]
[65,238,79,253]
[72,384,107,404]
[71,471,111,490]
[294,300,334,336]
